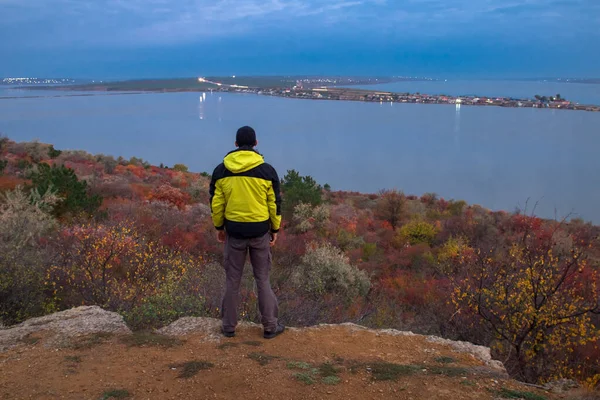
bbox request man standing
[209,126,285,339]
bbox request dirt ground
[0,325,574,400]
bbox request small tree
[399,220,438,245]
[281,169,322,217]
[29,164,102,217]
[374,189,405,229]
[173,163,189,173]
[47,145,62,159]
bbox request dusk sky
[1,0,599,79]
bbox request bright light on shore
[198,77,206,82]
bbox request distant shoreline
[3,80,600,112]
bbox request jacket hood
[224,149,264,173]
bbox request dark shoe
[221,328,235,338]
[263,323,285,339]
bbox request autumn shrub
[398,220,438,245]
[47,222,201,311]
[420,192,438,206]
[148,184,191,210]
[0,135,8,151]
[291,242,370,300]
[335,228,365,251]
[186,178,209,203]
[9,141,48,163]
[292,202,330,233]
[90,178,134,199]
[451,220,600,383]
[447,200,467,216]
[374,190,405,230]
[122,267,209,330]
[95,154,118,174]
[0,187,58,324]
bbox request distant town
[1,77,76,85]
[200,77,599,112]
[3,75,599,112]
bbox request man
[209,126,285,339]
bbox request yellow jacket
[210,148,282,238]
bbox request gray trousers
[222,233,278,332]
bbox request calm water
[1,86,599,223]
[350,80,600,105]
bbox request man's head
[235,126,257,148]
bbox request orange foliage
[148,184,191,210]
[0,176,27,191]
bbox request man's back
[210,147,281,239]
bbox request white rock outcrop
[0,306,130,351]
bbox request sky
[1,0,599,79]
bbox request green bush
[122,267,210,330]
[47,145,62,159]
[447,200,467,216]
[0,159,7,175]
[292,242,370,300]
[122,292,206,331]
[292,202,329,233]
[173,163,189,173]
[0,187,58,324]
[399,220,438,246]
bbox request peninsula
[12,76,600,112]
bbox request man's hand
[269,232,278,247]
[217,230,226,243]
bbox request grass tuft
[65,355,83,363]
[19,334,41,345]
[217,342,239,350]
[322,376,341,385]
[69,332,113,350]
[318,363,339,378]
[241,340,262,347]
[294,372,315,385]
[427,365,469,377]
[495,388,547,400]
[100,389,131,399]
[248,352,279,366]
[368,363,421,381]
[287,361,312,370]
[121,332,183,348]
[434,356,456,364]
[169,361,214,379]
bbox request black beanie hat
[236,126,256,147]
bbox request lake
[1,85,599,223]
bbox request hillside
[0,306,582,400]
[0,137,599,390]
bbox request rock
[543,379,580,393]
[157,317,260,342]
[0,306,130,352]
[425,336,507,377]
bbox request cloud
[0,0,599,48]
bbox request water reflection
[454,103,461,148]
